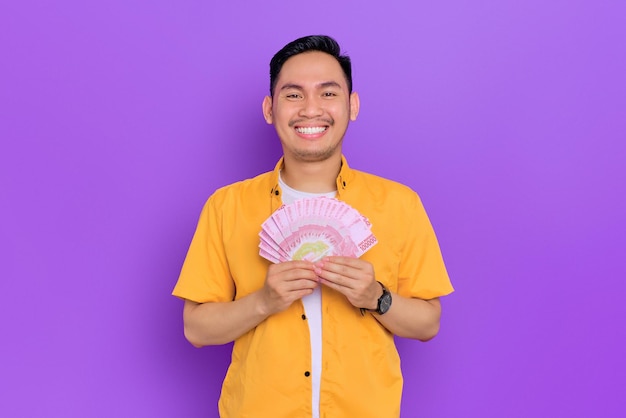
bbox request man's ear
[262,96,273,124]
[349,92,360,121]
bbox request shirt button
[274,190,280,195]
[301,314,306,320]
[304,371,310,377]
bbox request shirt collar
[269,155,355,202]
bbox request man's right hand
[260,260,320,315]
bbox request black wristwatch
[375,281,392,315]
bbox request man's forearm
[182,292,270,347]
[373,296,442,341]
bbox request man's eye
[323,92,337,97]
[286,94,301,99]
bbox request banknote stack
[259,197,378,263]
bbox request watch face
[378,292,392,314]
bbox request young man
[173,35,454,418]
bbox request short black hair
[269,35,352,97]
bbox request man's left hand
[314,256,380,310]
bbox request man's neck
[281,154,341,193]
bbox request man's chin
[291,149,339,163]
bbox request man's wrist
[373,281,392,315]
[371,281,384,310]
[360,281,391,316]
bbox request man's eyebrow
[279,83,303,91]
[279,81,343,91]
[319,81,342,89]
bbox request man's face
[263,51,359,163]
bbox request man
[173,35,454,418]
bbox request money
[259,197,377,263]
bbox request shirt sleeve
[396,192,454,300]
[172,194,236,303]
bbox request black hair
[269,35,352,97]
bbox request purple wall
[2,1,625,416]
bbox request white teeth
[296,126,326,134]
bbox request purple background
[2,1,625,417]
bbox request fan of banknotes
[259,197,378,263]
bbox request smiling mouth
[295,126,328,135]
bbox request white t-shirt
[278,172,335,418]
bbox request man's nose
[298,96,323,118]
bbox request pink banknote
[258,197,377,263]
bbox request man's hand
[260,260,320,315]
[312,256,441,341]
[313,256,380,310]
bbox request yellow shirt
[173,156,454,418]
